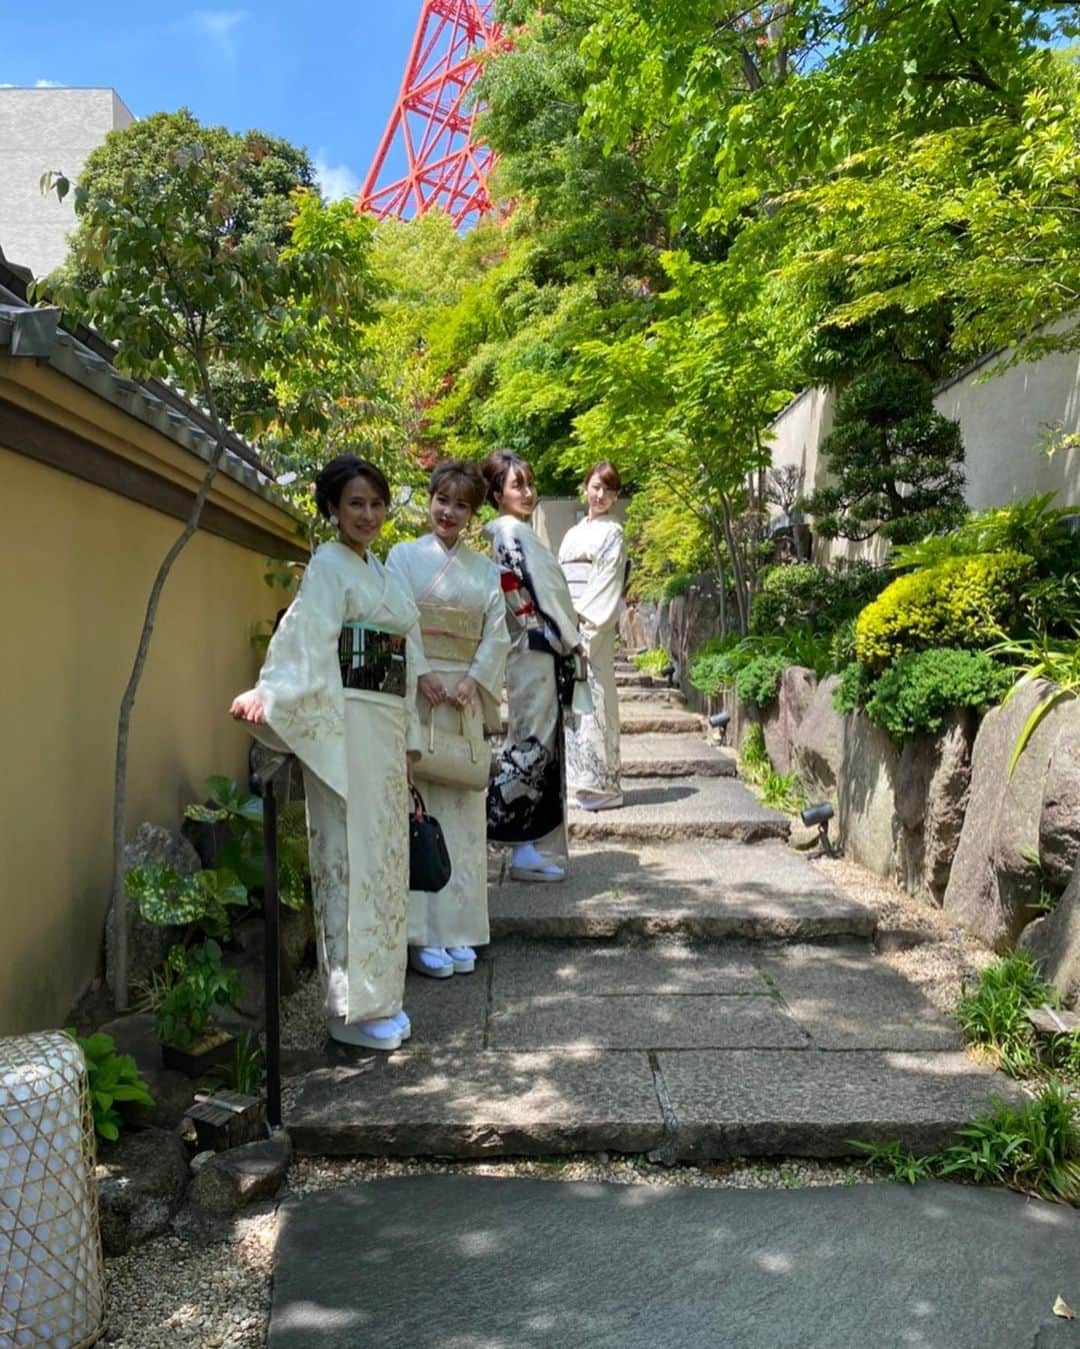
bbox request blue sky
[1,3,425,200]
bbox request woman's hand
[418,673,447,706]
[230,690,266,724]
[447,675,478,711]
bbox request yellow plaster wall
[0,446,293,1034]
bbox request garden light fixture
[708,710,731,744]
[800,801,836,857]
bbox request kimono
[483,515,581,852]
[250,541,422,1024]
[386,534,510,949]
[559,517,627,801]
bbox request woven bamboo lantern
[0,1030,106,1347]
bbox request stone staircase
[284,653,1020,1162]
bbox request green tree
[39,119,378,1009]
[804,364,966,545]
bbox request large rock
[97,1126,190,1256]
[943,682,1071,950]
[837,712,900,878]
[665,574,727,713]
[792,675,844,799]
[894,713,975,904]
[1038,707,1080,893]
[761,666,817,776]
[1019,851,1080,1004]
[188,1132,292,1216]
[107,823,198,994]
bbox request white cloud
[187,9,248,61]
[314,153,361,203]
[35,79,65,88]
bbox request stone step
[567,776,787,843]
[615,672,653,688]
[621,735,735,778]
[285,943,1019,1160]
[619,709,703,735]
[488,842,870,940]
[617,687,686,705]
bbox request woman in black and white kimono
[481,451,581,882]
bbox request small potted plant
[153,940,242,1076]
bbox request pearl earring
[331,514,339,526]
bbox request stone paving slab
[568,777,788,843]
[658,1049,1025,1159]
[488,993,809,1050]
[269,1176,1080,1349]
[488,843,875,941]
[616,687,686,704]
[620,733,735,778]
[760,943,964,1051]
[490,942,767,997]
[286,1051,663,1157]
[617,707,704,734]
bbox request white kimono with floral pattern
[387,534,510,948]
[251,541,422,1024]
[559,517,626,799]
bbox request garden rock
[107,823,198,994]
[787,822,819,852]
[792,675,844,798]
[188,1131,292,1216]
[1039,707,1080,893]
[894,713,974,904]
[944,682,1069,950]
[1019,851,1080,1005]
[837,711,900,879]
[762,665,817,775]
[96,1126,190,1256]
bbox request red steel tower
[359,1,507,229]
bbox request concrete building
[0,87,134,280]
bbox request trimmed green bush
[854,551,1034,668]
[749,560,890,636]
[833,661,875,716]
[734,653,788,708]
[862,647,1011,742]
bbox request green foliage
[759,770,807,814]
[186,776,309,909]
[65,1030,154,1143]
[854,552,1034,669]
[632,649,670,676]
[124,864,248,941]
[663,574,693,601]
[734,654,788,709]
[803,364,966,545]
[955,952,1059,1077]
[891,494,1079,577]
[232,1031,264,1096]
[858,1083,1080,1204]
[155,941,241,1050]
[833,662,875,717]
[991,632,1080,775]
[739,723,770,787]
[749,561,890,636]
[861,648,1011,743]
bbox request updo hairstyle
[314,453,391,521]
[480,449,534,508]
[429,459,486,513]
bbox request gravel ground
[101,851,990,1347]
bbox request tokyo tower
[359,1,508,228]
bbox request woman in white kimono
[481,451,581,882]
[559,460,627,811]
[230,454,422,1053]
[386,461,510,979]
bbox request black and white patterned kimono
[483,516,581,852]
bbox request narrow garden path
[280,659,1020,1162]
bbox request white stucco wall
[0,88,134,279]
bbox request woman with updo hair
[231,451,424,1052]
[386,460,510,978]
[481,450,581,881]
[558,460,627,810]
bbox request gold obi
[418,603,483,664]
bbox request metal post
[253,761,286,1131]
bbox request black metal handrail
[249,751,295,1131]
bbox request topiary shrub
[833,661,875,715]
[749,563,824,634]
[688,635,754,696]
[854,551,1034,669]
[734,653,789,708]
[861,647,1011,742]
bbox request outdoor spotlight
[708,710,731,744]
[660,662,676,688]
[800,801,836,857]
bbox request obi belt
[561,560,592,605]
[418,603,483,664]
[338,622,406,696]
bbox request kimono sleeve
[253,549,348,797]
[469,561,512,733]
[574,524,626,633]
[385,542,432,681]
[509,521,581,655]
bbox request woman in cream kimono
[481,450,581,882]
[386,461,510,979]
[559,460,627,811]
[230,453,422,1053]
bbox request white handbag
[413,701,490,791]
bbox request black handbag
[408,786,453,893]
